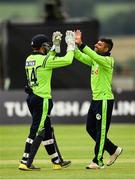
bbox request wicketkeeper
[19,30,76,171]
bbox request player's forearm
[74,48,92,66]
[46,51,74,69]
[81,45,112,67]
[83,45,105,62]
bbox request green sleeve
[74,47,93,66]
[45,51,74,69]
[83,46,114,68]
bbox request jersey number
[26,68,38,87]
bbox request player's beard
[94,47,99,53]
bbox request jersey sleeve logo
[26,61,36,66]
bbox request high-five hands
[52,31,63,53]
[75,30,82,46]
[52,30,80,52]
[65,31,76,52]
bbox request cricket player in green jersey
[75,30,123,169]
[19,31,75,171]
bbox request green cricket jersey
[75,46,114,100]
[25,51,74,98]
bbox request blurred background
[0,0,135,90]
[0,2,135,179]
[0,0,135,124]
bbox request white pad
[50,152,58,159]
[26,138,33,144]
[23,153,29,158]
[42,139,54,146]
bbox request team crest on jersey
[95,68,99,75]
[95,65,99,75]
[96,113,101,120]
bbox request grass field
[0,124,135,179]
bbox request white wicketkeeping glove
[52,31,62,53]
[65,31,76,52]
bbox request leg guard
[27,135,42,167]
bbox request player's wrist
[79,43,86,50]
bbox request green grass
[0,124,135,179]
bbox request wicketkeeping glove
[65,31,76,52]
[52,31,62,53]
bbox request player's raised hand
[75,30,82,45]
[65,30,76,51]
[52,31,62,53]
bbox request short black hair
[100,38,113,52]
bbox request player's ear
[104,46,109,52]
[104,43,109,52]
